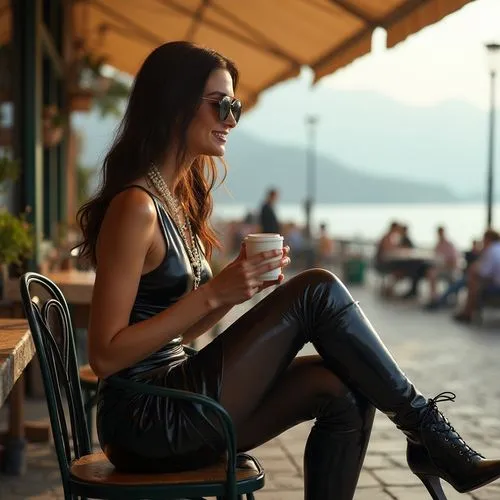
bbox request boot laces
[421,392,483,460]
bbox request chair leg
[246,494,255,500]
[83,389,96,443]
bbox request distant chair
[20,272,265,500]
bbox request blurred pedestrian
[259,187,281,234]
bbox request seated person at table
[316,223,335,267]
[400,225,414,249]
[402,226,458,299]
[455,229,500,322]
[374,221,404,295]
[425,239,482,310]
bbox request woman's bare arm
[88,189,218,379]
[181,303,233,343]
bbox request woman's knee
[288,268,355,315]
[288,269,350,300]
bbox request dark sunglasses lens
[218,96,242,123]
[232,100,242,123]
[219,97,231,121]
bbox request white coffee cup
[244,233,284,281]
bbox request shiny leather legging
[203,269,376,499]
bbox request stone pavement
[2,274,500,499]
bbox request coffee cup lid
[245,233,284,241]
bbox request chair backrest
[19,272,91,488]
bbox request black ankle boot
[304,271,500,498]
[304,397,375,500]
[403,392,500,498]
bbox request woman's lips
[212,131,228,143]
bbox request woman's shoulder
[107,184,158,226]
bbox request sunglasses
[201,95,242,123]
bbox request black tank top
[117,185,213,377]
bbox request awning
[73,0,473,108]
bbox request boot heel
[415,474,447,500]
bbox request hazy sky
[319,0,500,109]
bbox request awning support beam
[157,0,301,66]
[185,0,211,42]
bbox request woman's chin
[207,144,226,157]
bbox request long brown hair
[76,41,238,266]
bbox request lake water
[213,202,499,250]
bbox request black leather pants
[205,269,382,499]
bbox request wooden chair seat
[71,451,263,486]
[79,363,98,386]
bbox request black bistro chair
[20,272,264,500]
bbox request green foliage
[0,210,33,266]
[0,156,19,186]
[0,157,33,266]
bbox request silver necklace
[147,166,202,290]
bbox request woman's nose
[225,111,237,128]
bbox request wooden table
[0,319,35,475]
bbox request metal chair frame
[20,272,264,500]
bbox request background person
[259,187,281,234]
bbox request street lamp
[304,115,318,241]
[485,42,500,228]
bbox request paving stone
[265,473,303,490]
[388,484,474,499]
[371,468,422,486]
[471,484,500,499]
[356,469,380,488]
[254,491,304,500]
[259,457,298,474]
[354,488,393,499]
[362,453,394,469]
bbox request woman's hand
[204,244,291,307]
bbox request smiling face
[186,68,238,158]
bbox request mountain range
[73,84,499,203]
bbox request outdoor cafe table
[380,248,438,273]
[0,319,35,475]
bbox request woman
[78,41,500,500]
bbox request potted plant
[0,209,33,269]
[0,159,33,280]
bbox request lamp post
[485,42,500,228]
[304,116,318,267]
[304,115,318,239]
